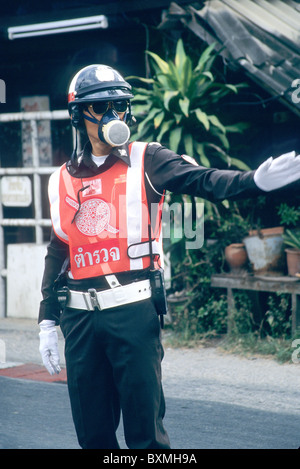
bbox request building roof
[162,0,300,115]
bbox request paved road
[1,375,300,449]
[1,318,300,449]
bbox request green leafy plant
[213,201,251,244]
[277,201,300,252]
[264,293,291,339]
[127,39,250,169]
[277,203,300,227]
[283,229,300,250]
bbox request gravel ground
[162,346,300,416]
[1,317,300,417]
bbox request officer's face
[82,102,126,155]
[83,103,126,144]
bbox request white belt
[67,279,151,311]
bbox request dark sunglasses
[87,100,128,115]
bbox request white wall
[6,244,47,319]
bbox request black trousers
[60,298,170,449]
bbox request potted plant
[277,203,300,276]
[239,198,286,276]
[282,229,300,276]
[242,225,285,276]
[219,206,250,273]
[206,200,250,274]
[224,242,248,273]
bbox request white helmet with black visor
[68,64,134,149]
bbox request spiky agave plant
[128,39,250,170]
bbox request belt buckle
[88,288,101,310]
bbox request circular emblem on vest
[75,198,119,236]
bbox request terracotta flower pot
[285,248,300,276]
[225,243,248,273]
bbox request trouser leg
[102,299,171,449]
[60,307,121,449]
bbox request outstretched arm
[146,145,300,202]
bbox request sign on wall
[1,176,32,207]
[21,95,52,166]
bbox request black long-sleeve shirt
[38,141,262,324]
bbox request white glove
[39,319,61,375]
[254,151,300,191]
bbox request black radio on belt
[53,257,70,312]
[150,267,168,326]
[57,286,70,311]
[148,225,168,328]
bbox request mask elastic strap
[83,108,100,125]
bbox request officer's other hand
[39,320,61,375]
[254,151,300,191]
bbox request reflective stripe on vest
[48,142,164,279]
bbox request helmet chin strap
[70,129,78,167]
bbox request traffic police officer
[39,64,300,449]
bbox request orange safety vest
[48,142,164,280]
